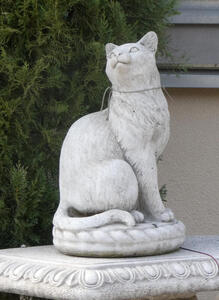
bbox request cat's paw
[159,208,175,222]
[131,210,145,223]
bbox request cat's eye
[109,52,116,59]
[129,47,139,53]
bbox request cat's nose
[117,53,131,64]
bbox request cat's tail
[53,207,137,231]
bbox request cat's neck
[110,66,161,93]
[112,86,161,94]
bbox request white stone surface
[53,220,185,257]
[0,236,219,300]
[53,32,185,257]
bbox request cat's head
[105,32,160,91]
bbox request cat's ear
[105,43,117,57]
[138,31,158,53]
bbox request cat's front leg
[128,145,174,222]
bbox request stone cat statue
[53,32,175,233]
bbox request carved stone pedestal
[0,236,218,300]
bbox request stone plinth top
[0,236,219,299]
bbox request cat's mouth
[111,55,131,69]
[114,60,130,69]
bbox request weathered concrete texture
[0,236,218,300]
[53,220,185,257]
[53,32,185,257]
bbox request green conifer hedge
[0,0,177,249]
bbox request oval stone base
[53,220,186,257]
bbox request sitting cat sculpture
[53,32,175,233]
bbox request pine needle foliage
[0,0,177,248]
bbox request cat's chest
[110,93,169,131]
[109,92,169,151]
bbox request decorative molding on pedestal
[0,249,218,288]
[0,236,219,300]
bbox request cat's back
[65,110,108,140]
[60,109,122,166]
